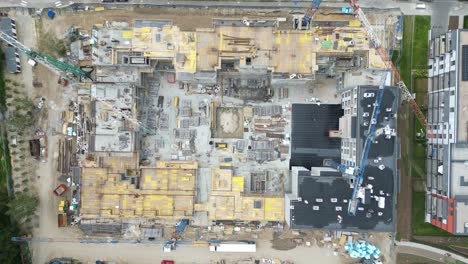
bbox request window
[462,45,468,81]
[450,107,454,112]
[450,90,455,96]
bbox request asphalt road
[1,0,466,16]
[431,0,457,37]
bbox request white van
[416,3,426,9]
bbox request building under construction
[66,10,398,235]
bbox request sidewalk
[396,241,468,263]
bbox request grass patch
[413,16,431,69]
[37,30,67,58]
[413,143,425,159]
[412,192,452,236]
[399,16,413,89]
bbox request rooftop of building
[205,166,284,222]
[4,47,20,73]
[0,17,15,38]
[91,18,382,76]
[288,166,394,232]
[287,85,399,232]
[290,104,343,169]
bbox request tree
[6,193,38,223]
[0,189,21,263]
[12,97,34,113]
[8,113,35,130]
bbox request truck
[53,184,68,196]
[215,142,227,149]
[209,241,256,253]
[58,213,67,227]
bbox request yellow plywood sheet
[264,197,284,221]
[232,176,244,192]
[122,31,133,39]
[80,159,197,219]
[211,167,232,191]
[349,20,361,27]
[94,7,105,11]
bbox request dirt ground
[42,7,293,37]
[9,5,82,250]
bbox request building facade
[426,29,468,235]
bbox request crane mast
[302,0,323,26]
[0,31,92,80]
[345,0,432,215]
[349,0,432,138]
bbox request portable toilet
[47,9,55,19]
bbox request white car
[364,92,375,98]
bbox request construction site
[0,1,412,263]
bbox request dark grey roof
[290,168,394,231]
[0,18,15,38]
[4,47,20,73]
[288,86,399,232]
[290,104,343,169]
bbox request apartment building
[426,29,468,235]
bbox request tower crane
[341,0,432,215]
[0,31,92,80]
[302,0,323,27]
[0,30,159,135]
[349,0,431,138]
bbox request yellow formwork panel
[349,20,361,27]
[143,195,174,216]
[173,195,194,215]
[264,197,285,221]
[209,196,235,220]
[122,31,133,39]
[211,167,232,191]
[232,176,244,192]
[241,197,264,221]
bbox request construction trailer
[209,241,256,253]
